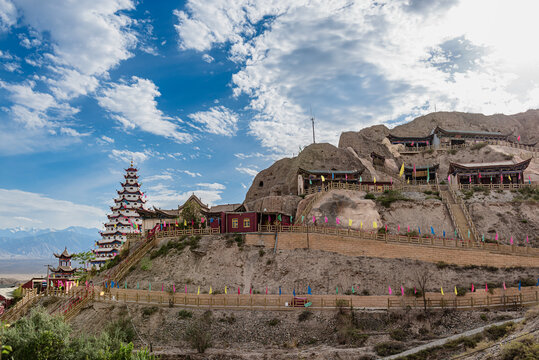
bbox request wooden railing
[437,185,463,241]
[397,139,537,155]
[0,289,38,323]
[304,182,439,195]
[95,287,539,311]
[454,183,537,191]
[256,225,538,256]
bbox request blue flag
[430,227,435,235]
[105,282,108,289]
[418,227,421,235]
[518,281,521,291]
[117,282,120,289]
[308,286,312,295]
[111,281,115,288]
[443,230,446,238]
[536,278,539,286]
[293,288,296,296]
[210,218,214,223]
[279,286,281,296]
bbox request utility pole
[310,106,316,144]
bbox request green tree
[181,200,201,228]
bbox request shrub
[234,234,245,247]
[178,310,193,319]
[268,318,280,326]
[141,306,158,317]
[364,193,375,200]
[389,328,408,341]
[471,142,487,150]
[483,322,514,341]
[455,287,467,296]
[139,256,152,271]
[374,341,406,356]
[259,249,265,257]
[105,316,136,343]
[266,259,273,265]
[480,314,487,321]
[361,289,370,296]
[449,149,457,155]
[519,277,536,287]
[377,190,408,208]
[184,320,212,353]
[436,261,450,269]
[501,336,539,360]
[298,310,313,322]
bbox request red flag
[249,288,252,295]
[517,135,521,141]
[238,287,240,295]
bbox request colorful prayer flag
[510,236,514,245]
[485,283,488,292]
[441,287,444,296]
[519,281,521,291]
[336,217,340,225]
[373,176,376,184]
[503,282,506,290]
[349,219,352,227]
[373,221,378,229]
[388,286,392,295]
[401,286,404,296]
[197,286,200,295]
[399,163,405,177]
[471,283,474,292]
[209,286,212,295]
[225,286,227,294]
[324,216,328,223]
[454,286,457,295]
[321,175,325,182]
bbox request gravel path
[383,317,525,359]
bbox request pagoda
[49,247,77,289]
[91,163,145,268]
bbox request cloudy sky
[1,0,538,229]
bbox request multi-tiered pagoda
[91,163,145,268]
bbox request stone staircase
[438,185,478,241]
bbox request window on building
[243,218,250,228]
[232,218,238,228]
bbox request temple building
[91,164,145,268]
[387,133,434,149]
[433,126,509,146]
[448,158,531,185]
[403,164,439,183]
[297,168,364,195]
[370,152,385,168]
[48,247,77,288]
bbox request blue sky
[1,0,538,230]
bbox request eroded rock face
[244,143,366,203]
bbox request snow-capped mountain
[0,227,100,259]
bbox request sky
[1,0,539,230]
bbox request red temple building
[91,163,146,268]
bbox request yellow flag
[441,287,444,296]
[184,219,187,226]
[399,162,405,177]
[209,286,212,295]
[407,178,410,184]
[348,219,352,227]
[374,176,376,184]
[373,221,378,229]
[360,221,363,230]
[508,175,512,181]
[197,286,200,295]
[225,286,227,294]
[454,286,457,295]
[321,175,325,182]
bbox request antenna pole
[311,116,316,144]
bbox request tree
[72,251,95,271]
[414,267,433,312]
[181,200,201,228]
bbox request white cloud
[202,54,214,63]
[101,135,114,143]
[188,106,238,136]
[235,166,258,177]
[109,149,150,164]
[0,0,17,32]
[3,62,20,72]
[146,183,223,209]
[60,127,90,137]
[97,76,193,143]
[47,68,99,100]
[145,174,173,182]
[13,0,137,76]
[0,80,79,128]
[0,188,105,229]
[176,0,539,154]
[196,182,225,190]
[182,170,201,177]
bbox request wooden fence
[96,287,539,311]
[256,225,539,257]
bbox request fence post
[520,293,522,306]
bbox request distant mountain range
[0,226,99,259]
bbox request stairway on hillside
[439,185,477,242]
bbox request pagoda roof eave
[387,133,434,141]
